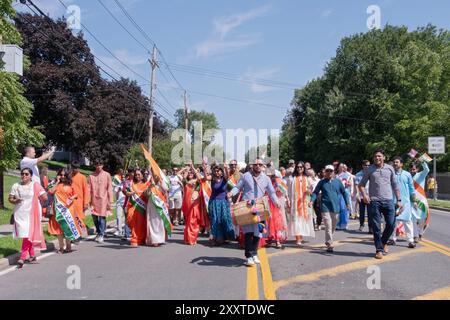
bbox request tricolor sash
[149,188,172,236]
[200,180,212,213]
[127,185,148,216]
[413,180,430,227]
[54,196,81,241]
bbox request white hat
[325,165,334,171]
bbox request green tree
[0,1,45,209]
[283,25,450,170]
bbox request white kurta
[287,176,315,238]
[10,182,45,239]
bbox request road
[0,209,449,300]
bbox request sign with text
[428,137,446,154]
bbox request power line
[57,0,148,83]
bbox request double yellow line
[246,248,277,300]
[420,239,450,257]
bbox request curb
[430,206,450,213]
[0,223,117,268]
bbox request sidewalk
[0,224,13,238]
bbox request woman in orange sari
[48,169,79,254]
[125,169,149,247]
[182,166,203,245]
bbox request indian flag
[200,180,212,213]
[54,196,81,241]
[276,178,288,196]
[112,175,122,188]
[419,153,433,163]
[227,176,238,189]
[140,144,170,189]
[413,180,430,227]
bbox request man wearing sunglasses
[228,158,280,267]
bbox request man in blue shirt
[388,156,417,249]
[229,158,280,267]
[310,165,350,253]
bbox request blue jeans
[92,215,106,236]
[369,200,396,253]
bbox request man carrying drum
[228,158,281,267]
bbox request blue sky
[16,0,450,135]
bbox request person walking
[310,165,350,253]
[307,168,322,231]
[358,149,401,259]
[410,160,430,242]
[89,160,113,244]
[286,161,315,245]
[182,167,202,245]
[355,160,373,233]
[112,169,126,237]
[9,168,48,268]
[228,158,280,267]
[336,164,352,230]
[70,161,89,238]
[168,167,184,226]
[388,156,417,249]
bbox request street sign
[428,137,446,155]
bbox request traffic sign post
[428,137,446,200]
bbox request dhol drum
[231,196,271,226]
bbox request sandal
[17,259,25,269]
[28,256,37,263]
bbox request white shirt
[20,157,40,184]
[169,175,182,198]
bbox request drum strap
[252,175,266,199]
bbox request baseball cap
[288,159,295,165]
[325,165,334,171]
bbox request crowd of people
[8,146,432,268]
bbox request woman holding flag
[182,166,202,245]
[125,169,149,247]
[48,169,83,254]
[9,168,48,268]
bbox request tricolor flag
[227,176,238,189]
[408,149,418,158]
[112,175,122,188]
[275,178,288,196]
[200,180,212,213]
[419,153,433,163]
[140,144,170,189]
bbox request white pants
[391,220,414,243]
[116,204,125,234]
[413,219,427,238]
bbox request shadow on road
[190,256,245,267]
[310,250,374,258]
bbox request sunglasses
[21,173,30,176]
[325,169,333,173]
[230,164,237,167]
[297,166,304,169]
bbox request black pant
[314,199,322,226]
[244,233,260,258]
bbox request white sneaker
[253,256,261,264]
[244,257,255,267]
[97,236,104,244]
[94,235,99,242]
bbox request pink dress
[89,170,113,217]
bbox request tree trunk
[0,169,5,210]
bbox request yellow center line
[258,248,276,300]
[420,241,450,257]
[273,246,433,291]
[412,285,450,300]
[421,239,450,253]
[246,263,259,300]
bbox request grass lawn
[0,175,18,225]
[428,199,450,210]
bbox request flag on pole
[408,149,418,158]
[140,144,170,189]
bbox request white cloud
[321,9,333,18]
[214,5,271,39]
[242,67,280,93]
[191,4,271,60]
[195,34,261,59]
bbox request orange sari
[183,181,202,245]
[126,182,149,246]
[48,184,78,236]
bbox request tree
[0,2,45,209]
[283,25,450,170]
[174,109,219,140]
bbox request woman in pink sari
[9,168,47,268]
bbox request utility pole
[184,90,189,143]
[148,45,158,155]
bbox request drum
[231,196,271,226]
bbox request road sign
[428,137,446,155]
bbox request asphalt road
[0,210,448,300]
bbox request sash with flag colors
[126,185,148,216]
[54,195,82,241]
[140,144,170,189]
[149,187,172,236]
[227,176,239,189]
[413,180,430,228]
